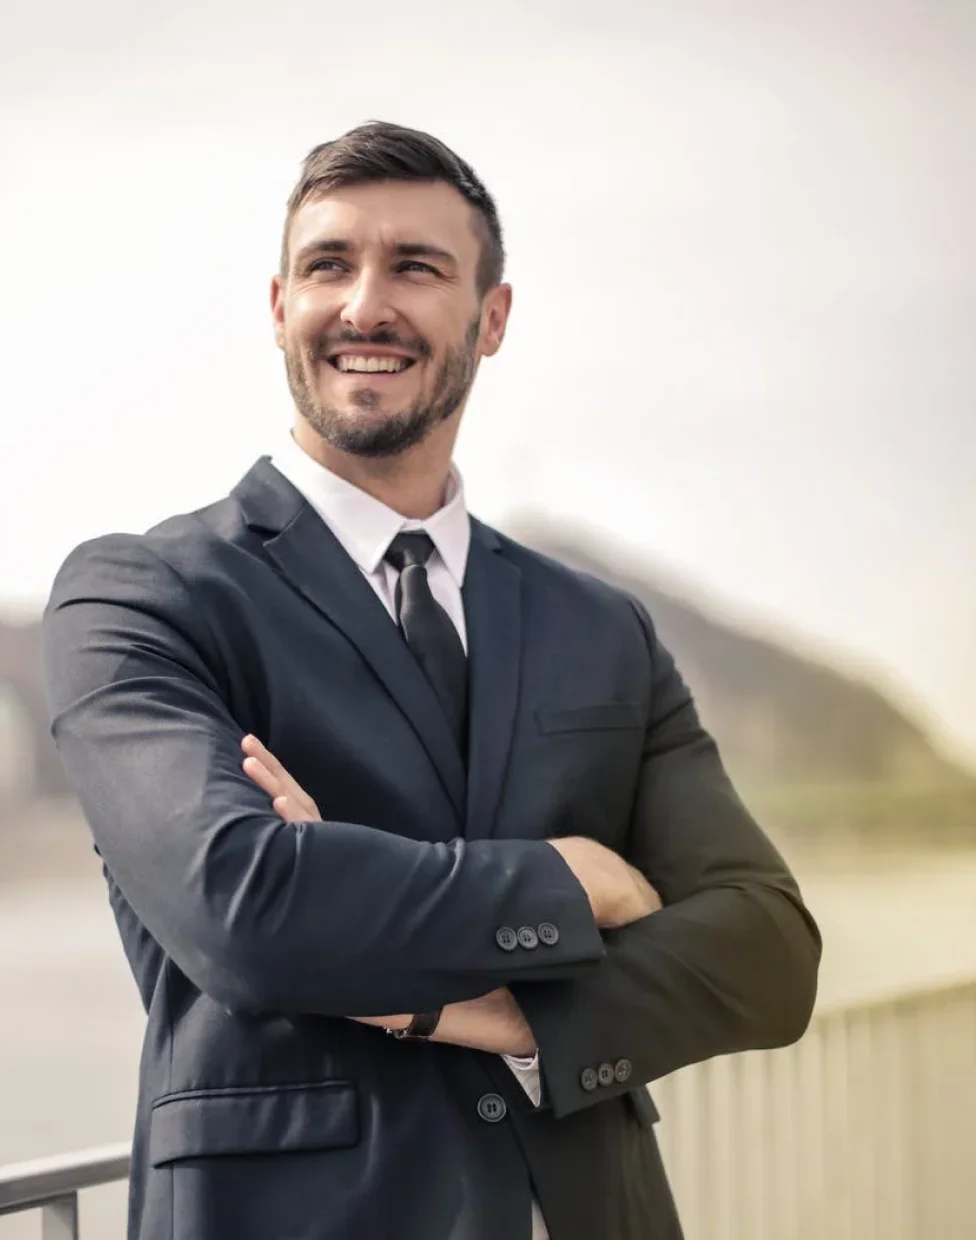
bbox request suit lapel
[233,459,466,823]
[463,521,523,840]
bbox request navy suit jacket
[42,457,820,1240]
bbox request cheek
[286,290,337,347]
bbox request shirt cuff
[502,1052,542,1107]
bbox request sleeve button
[597,1062,615,1087]
[495,927,518,952]
[580,1067,599,1092]
[538,922,560,946]
[614,1058,633,1083]
[517,926,539,950]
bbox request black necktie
[384,532,468,754]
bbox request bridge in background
[2,976,973,1240]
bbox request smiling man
[42,121,821,1240]
[279,177,489,468]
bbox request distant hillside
[503,515,970,791]
[1,518,970,809]
[0,615,70,800]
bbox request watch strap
[388,1009,443,1040]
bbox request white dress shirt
[270,431,549,1240]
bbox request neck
[291,418,456,519]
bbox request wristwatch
[386,1009,443,1041]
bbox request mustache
[313,329,432,361]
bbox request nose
[339,269,396,335]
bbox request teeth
[336,355,409,373]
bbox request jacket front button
[597,1063,615,1087]
[495,927,518,952]
[614,1058,633,1083]
[477,1093,508,1123]
[517,926,539,950]
[538,922,560,946]
[580,1067,599,1092]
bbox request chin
[310,405,430,459]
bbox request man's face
[272,180,510,459]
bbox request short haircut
[280,120,505,295]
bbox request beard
[285,317,481,459]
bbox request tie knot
[384,531,435,573]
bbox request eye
[308,259,346,274]
[397,260,439,275]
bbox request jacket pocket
[148,1080,358,1166]
[534,703,644,734]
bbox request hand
[546,836,662,929]
[240,734,321,822]
[430,987,536,1056]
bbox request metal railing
[1,978,973,1239]
[656,975,976,1240]
[0,1143,129,1238]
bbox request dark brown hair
[280,121,505,295]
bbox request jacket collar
[232,457,520,839]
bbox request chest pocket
[534,702,644,734]
[508,702,645,848]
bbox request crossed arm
[43,536,821,1118]
[239,734,663,1056]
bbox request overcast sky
[2,0,974,762]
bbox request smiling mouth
[327,354,417,375]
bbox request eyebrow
[393,242,458,267]
[293,239,459,269]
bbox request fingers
[241,755,292,822]
[242,754,281,800]
[243,736,296,793]
[240,736,322,822]
[241,758,302,822]
[271,795,307,824]
[242,734,283,776]
[633,870,663,913]
[622,861,662,916]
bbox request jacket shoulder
[44,492,250,617]
[476,520,648,624]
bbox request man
[42,121,821,1240]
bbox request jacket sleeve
[511,598,822,1119]
[41,535,604,1017]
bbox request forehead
[287,179,482,266]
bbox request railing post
[42,1193,79,1240]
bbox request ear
[479,283,513,358]
[271,275,286,350]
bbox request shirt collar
[270,429,471,587]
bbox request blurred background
[1,1,974,1236]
